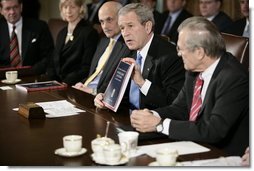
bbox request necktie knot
[136,53,142,66]
[110,38,116,46]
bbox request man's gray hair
[118,3,155,27]
[178,16,225,58]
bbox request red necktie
[10,25,21,67]
[189,74,204,121]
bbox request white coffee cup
[103,143,122,163]
[118,131,139,157]
[5,71,18,82]
[156,148,178,166]
[63,135,82,153]
[91,137,115,161]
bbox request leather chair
[48,18,67,45]
[221,32,249,71]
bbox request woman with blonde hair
[47,0,99,85]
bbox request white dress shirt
[153,58,221,135]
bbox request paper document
[35,100,85,118]
[138,141,210,158]
[180,156,242,166]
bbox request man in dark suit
[94,3,185,110]
[225,0,249,38]
[0,0,54,74]
[73,1,132,95]
[130,16,249,156]
[160,0,192,44]
[140,0,164,34]
[199,0,233,32]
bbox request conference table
[0,70,226,166]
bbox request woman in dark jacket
[47,0,99,85]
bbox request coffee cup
[63,135,82,153]
[5,71,18,82]
[103,143,122,163]
[156,148,178,166]
[91,137,115,161]
[118,131,139,157]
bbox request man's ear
[145,21,153,34]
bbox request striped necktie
[189,74,204,121]
[84,38,115,86]
[10,25,21,67]
[129,53,142,110]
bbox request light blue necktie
[129,53,142,110]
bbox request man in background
[225,0,249,38]
[0,0,54,74]
[199,0,233,32]
[160,0,192,44]
[73,1,132,95]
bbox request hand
[241,147,250,166]
[72,82,84,89]
[72,82,93,94]
[94,93,106,109]
[122,57,145,87]
[130,108,161,133]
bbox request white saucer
[148,161,182,166]
[1,79,21,84]
[54,148,87,157]
[91,153,129,165]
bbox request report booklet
[16,80,67,92]
[103,60,134,112]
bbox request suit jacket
[161,9,193,44]
[85,36,132,93]
[155,52,249,156]
[132,35,185,110]
[153,10,164,34]
[212,11,233,32]
[47,19,99,85]
[225,18,246,36]
[0,17,54,74]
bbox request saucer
[1,79,21,84]
[148,161,182,166]
[54,148,87,157]
[91,153,129,166]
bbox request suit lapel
[21,20,32,60]
[198,54,227,117]
[97,40,124,88]
[142,36,158,79]
[1,20,10,60]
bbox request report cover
[16,80,67,92]
[103,60,134,112]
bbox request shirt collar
[8,17,22,29]
[200,57,220,80]
[137,33,154,61]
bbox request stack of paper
[36,100,85,118]
[137,141,210,158]
[180,156,242,166]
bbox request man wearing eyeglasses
[199,0,233,32]
[130,16,249,156]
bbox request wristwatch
[156,120,164,133]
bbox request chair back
[48,18,68,45]
[221,32,249,71]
